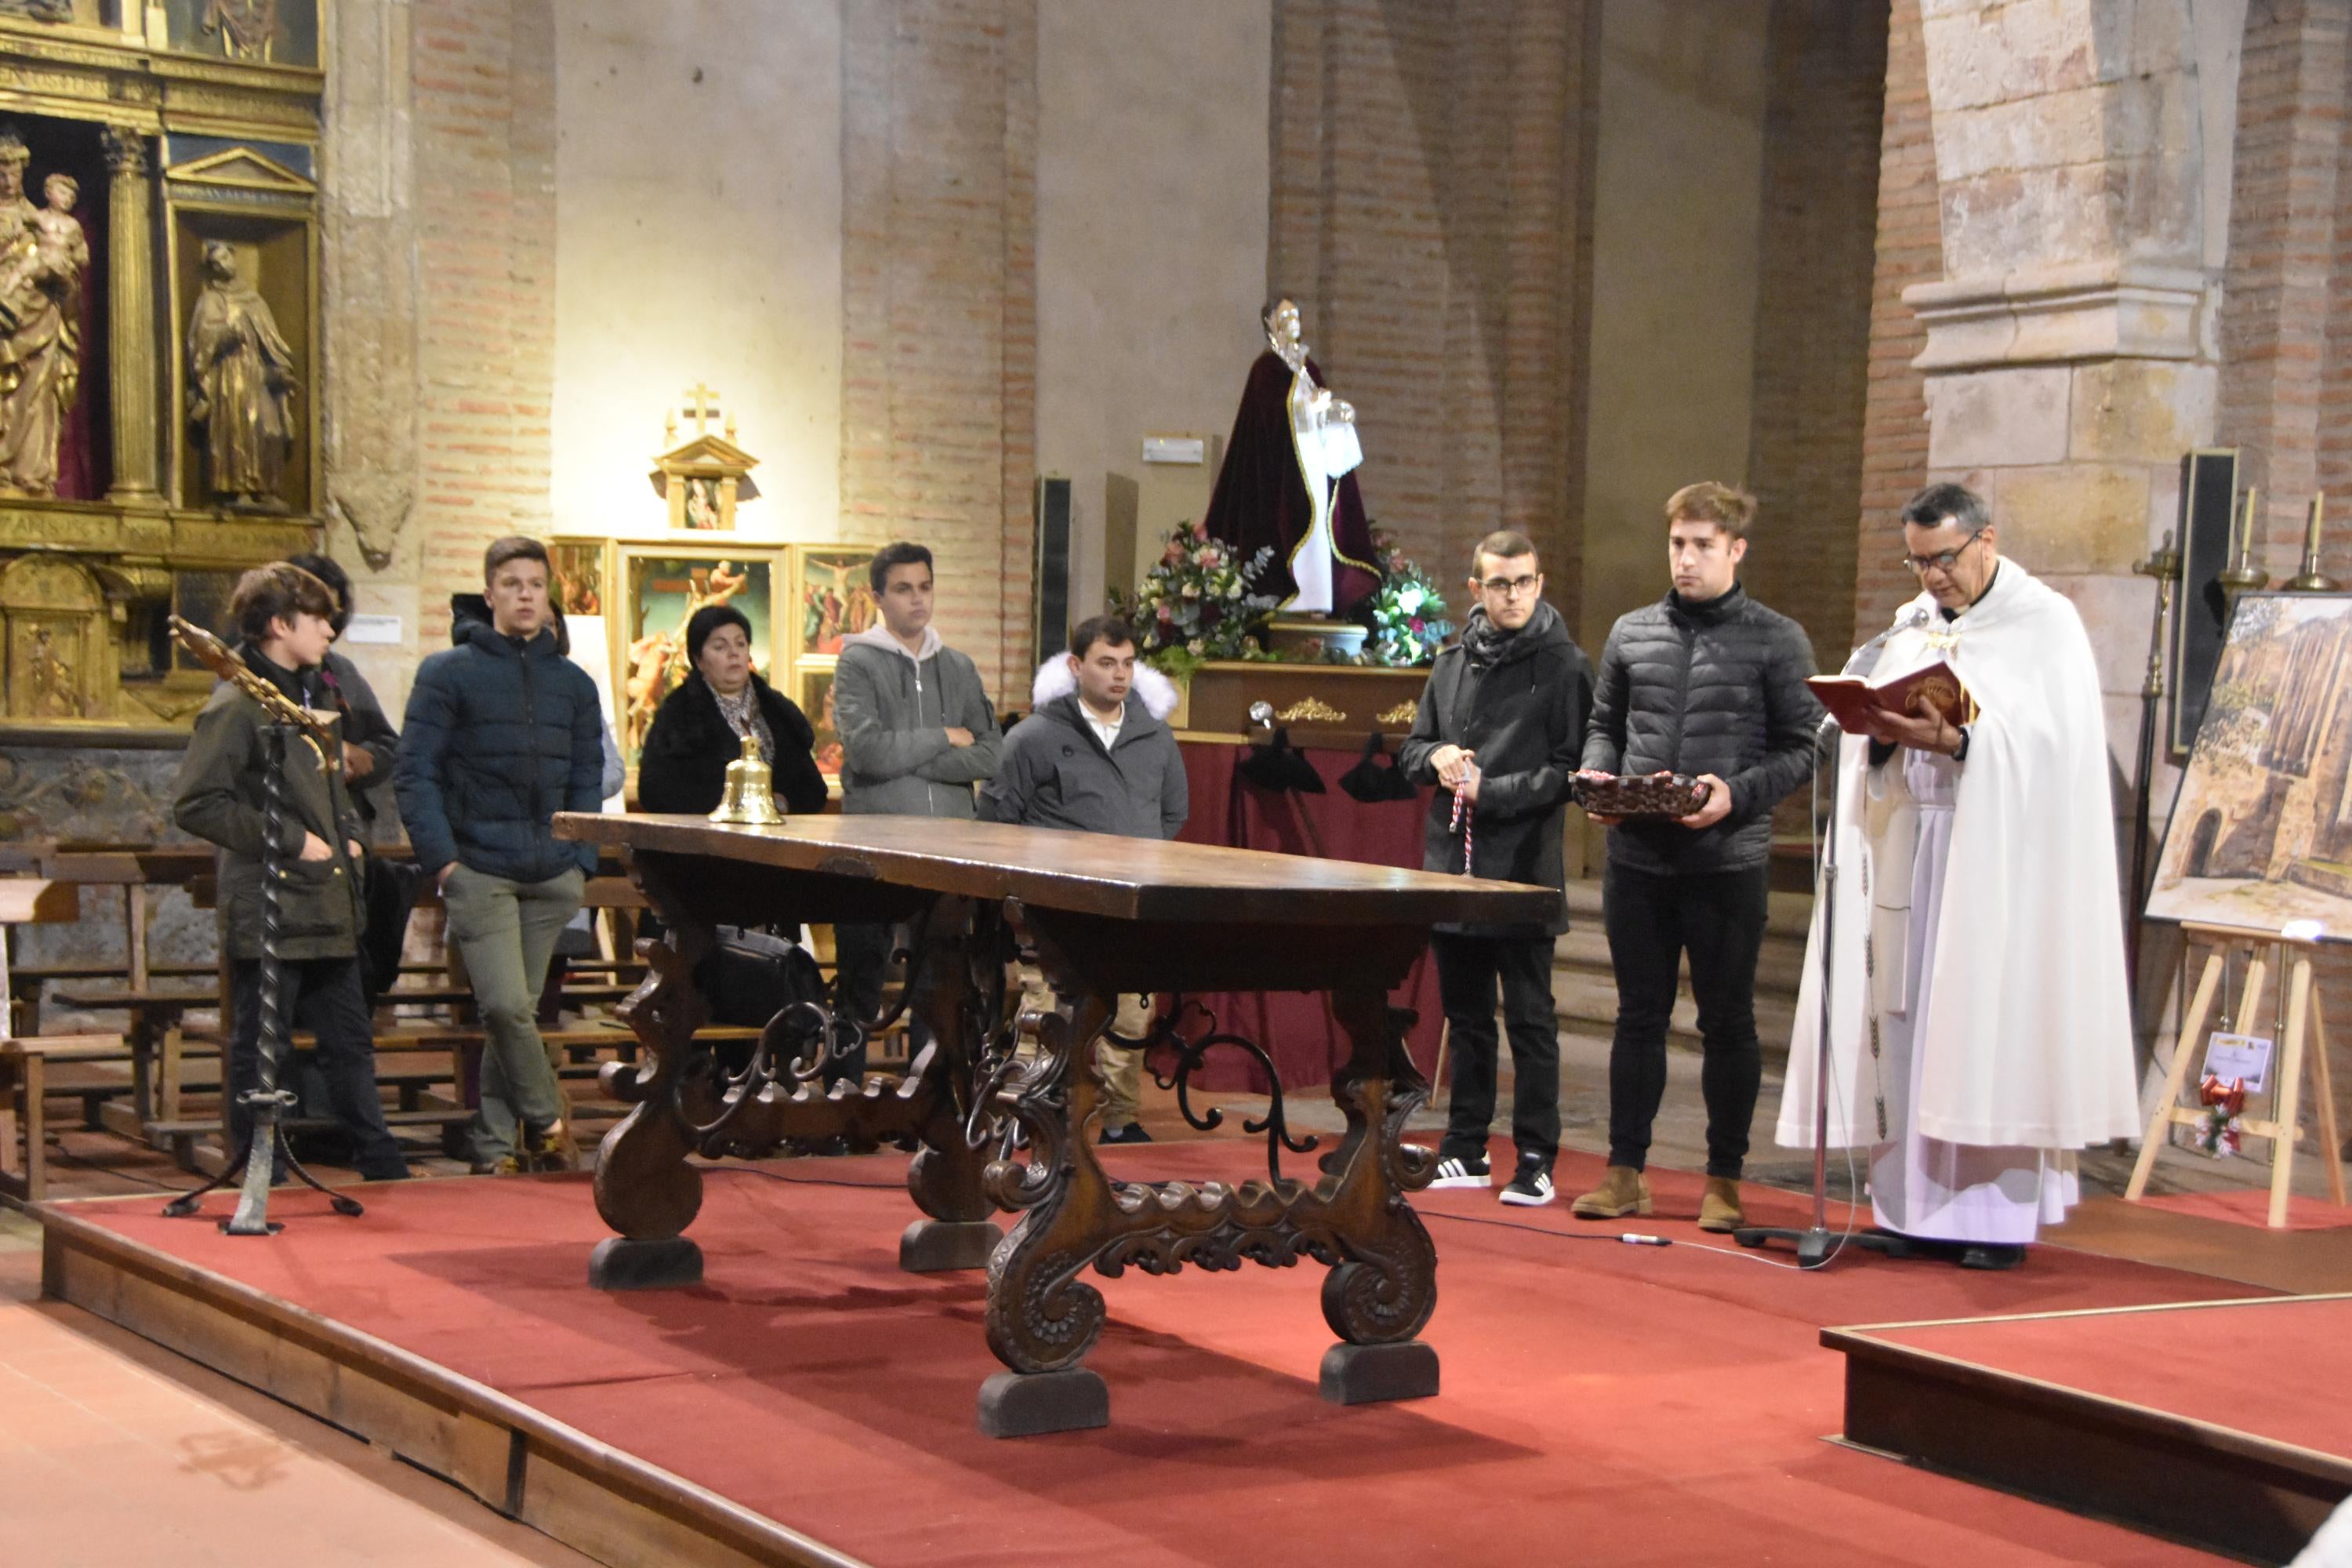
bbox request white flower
[1396,586,1425,615]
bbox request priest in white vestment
[1777,483,2141,1269]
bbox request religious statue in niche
[0,131,88,499]
[187,239,299,512]
[684,475,721,531]
[24,626,78,717]
[201,0,281,60]
[1199,295,1378,615]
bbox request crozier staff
[1776,482,2140,1269]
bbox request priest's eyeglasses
[1478,572,1542,597]
[1898,529,1987,575]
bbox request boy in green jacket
[172,563,408,1181]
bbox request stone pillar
[1904,0,2221,780]
[100,126,161,507]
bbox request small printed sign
[2201,1032,2273,1094]
[343,613,402,646]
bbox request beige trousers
[1020,967,1152,1128]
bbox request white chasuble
[1776,563,2140,1240]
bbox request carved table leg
[898,896,1005,1273]
[978,982,1116,1434]
[1315,982,1439,1403]
[589,866,717,1290]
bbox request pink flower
[1189,519,1209,539]
[1199,548,1221,568]
[1410,618,1425,632]
[1163,543,1184,565]
[1157,604,1174,622]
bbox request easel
[2125,921,2348,1227]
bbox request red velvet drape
[1171,740,1443,1091]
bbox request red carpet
[67,1142,2251,1566]
[1858,1295,2352,1461]
[2138,1187,2352,1231]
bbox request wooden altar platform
[1828,1294,2352,1565]
[32,1143,2263,1568]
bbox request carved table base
[974,909,1439,1435]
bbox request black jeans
[1433,931,1561,1166]
[833,920,936,1078]
[1602,859,1770,1179]
[228,956,406,1178]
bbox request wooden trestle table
[554,811,1558,1436]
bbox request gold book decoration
[710,732,785,825]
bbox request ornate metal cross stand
[165,720,362,1232]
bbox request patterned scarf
[713,681,773,764]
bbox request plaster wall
[1034,0,1272,629]
[1579,0,1771,652]
[549,3,844,543]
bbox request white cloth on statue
[1777,561,2140,1200]
[1867,746,2082,1241]
[1282,366,1363,615]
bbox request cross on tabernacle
[681,383,721,435]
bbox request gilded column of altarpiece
[0,0,321,750]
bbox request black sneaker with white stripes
[1426,1151,1491,1189]
[1497,1153,1556,1207]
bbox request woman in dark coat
[637,605,829,816]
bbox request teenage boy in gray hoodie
[831,542,1003,1074]
[980,614,1187,1142]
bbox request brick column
[100,126,160,508]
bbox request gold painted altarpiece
[0,0,321,734]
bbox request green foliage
[1352,527,1453,666]
[1111,520,1279,673]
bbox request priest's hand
[1677,773,1733,829]
[1574,768,1622,826]
[1867,692,1963,757]
[1430,744,1477,789]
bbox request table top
[556,812,1559,928]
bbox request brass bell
[709,732,785,825]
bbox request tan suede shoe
[1697,1176,1744,1233]
[1569,1164,1652,1219]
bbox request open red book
[1806,659,1971,732]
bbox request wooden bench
[1,1034,125,1203]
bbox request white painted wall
[1035,0,1272,630]
[1579,0,1771,650]
[550,2,843,543]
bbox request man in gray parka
[830,542,1003,1073]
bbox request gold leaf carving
[1276,696,1347,724]
[1377,700,1420,726]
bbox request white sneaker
[1427,1154,1492,1189]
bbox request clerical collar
[1940,564,2000,622]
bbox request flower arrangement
[1354,528,1451,666]
[1113,520,1279,676]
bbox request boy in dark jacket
[1401,531,1594,1207]
[1574,482,1822,1231]
[980,615,1187,1142]
[173,563,408,1181]
[394,535,605,1174]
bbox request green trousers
[444,862,583,1163]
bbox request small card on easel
[2201,1031,2273,1094]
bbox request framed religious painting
[615,543,789,767]
[549,539,607,619]
[799,664,842,781]
[793,546,880,660]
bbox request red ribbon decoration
[2198,1073,2247,1116]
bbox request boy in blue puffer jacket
[394,535,604,1174]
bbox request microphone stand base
[1732,1223,1913,1270]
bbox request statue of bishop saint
[187,239,298,511]
[1200,296,1380,615]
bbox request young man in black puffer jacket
[394,535,605,1174]
[1574,483,1823,1232]
[1401,530,1594,1207]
